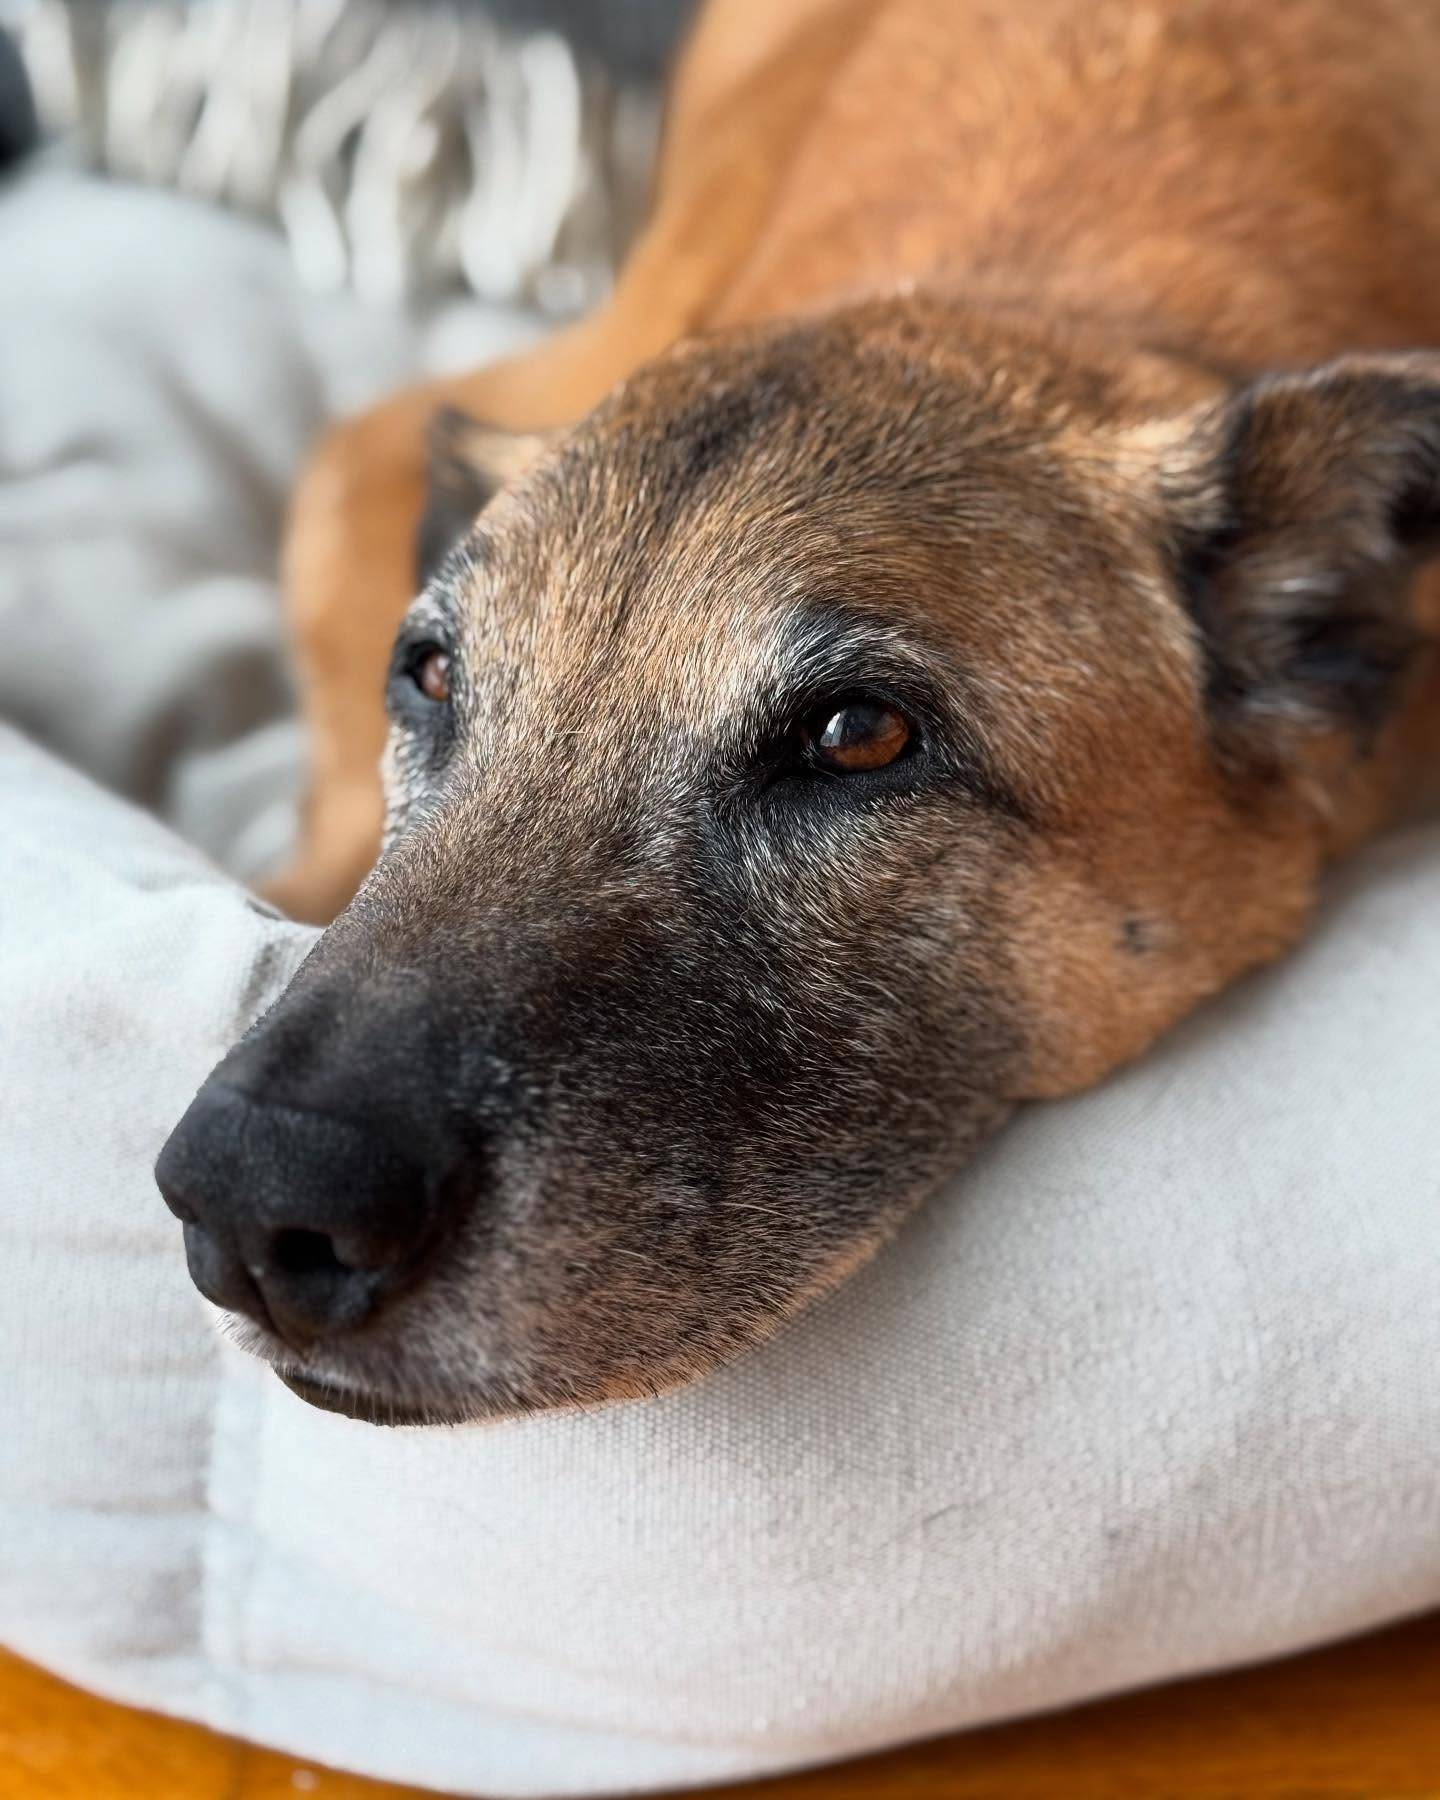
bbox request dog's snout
[155,1079,435,1349]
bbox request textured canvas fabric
[1,163,1438,1798]
[2,721,1439,1796]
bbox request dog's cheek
[1001,811,1317,1097]
[375,1155,804,1410]
[390,971,912,1403]
[1003,850,1166,1096]
[709,832,1024,1252]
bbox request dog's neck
[677,0,1440,851]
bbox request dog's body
[274,0,1440,927]
[158,0,1440,1423]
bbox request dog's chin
[275,1368,472,1428]
[218,1313,475,1427]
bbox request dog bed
[2,162,1439,1799]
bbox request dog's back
[692,0,1440,368]
[275,0,1440,923]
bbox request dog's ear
[1162,353,1439,765]
[415,408,553,588]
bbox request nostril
[182,1220,264,1320]
[261,1227,380,1341]
[270,1227,348,1278]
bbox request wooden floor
[4,1612,1439,1800]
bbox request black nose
[155,1080,435,1348]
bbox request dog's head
[157,300,1438,1422]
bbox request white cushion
[4,731,1440,1797]
[2,166,1439,1798]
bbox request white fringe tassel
[8,0,660,312]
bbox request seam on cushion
[199,1286,270,1744]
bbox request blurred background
[0,0,695,890]
[1,1,699,311]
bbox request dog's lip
[275,1368,458,1428]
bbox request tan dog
[158,0,1440,1425]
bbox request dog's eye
[800,698,912,772]
[410,646,452,705]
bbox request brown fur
[164,0,1440,1422]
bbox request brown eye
[414,647,451,704]
[804,699,912,772]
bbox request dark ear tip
[415,413,555,588]
[1162,352,1440,757]
[415,409,502,591]
[424,407,504,507]
[425,405,487,464]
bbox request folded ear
[1163,352,1439,765]
[414,408,553,588]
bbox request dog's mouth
[276,1368,464,1428]
[220,1309,470,1427]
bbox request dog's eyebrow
[414,533,495,635]
[404,571,457,637]
[779,606,934,692]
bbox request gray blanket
[0,156,541,878]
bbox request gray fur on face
[257,328,1049,1419]
[168,303,1440,1422]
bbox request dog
[157,0,1440,1425]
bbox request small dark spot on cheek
[1120,915,1160,955]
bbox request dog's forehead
[439,504,803,735]
[424,310,1193,758]
[437,404,878,718]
